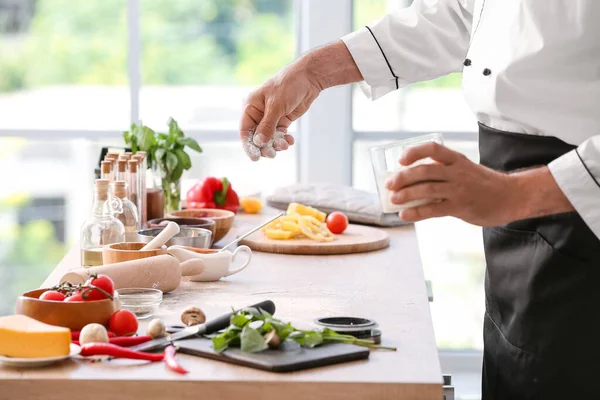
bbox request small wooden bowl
[147,217,217,246]
[166,209,234,244]
[16,289,117,331]
[102,242,167,265]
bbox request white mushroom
[79,323,110,345]
[146,318,167,339]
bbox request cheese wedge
[0,315,71,358]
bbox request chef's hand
[386,142,575,226]
[240,40,363,161]
[239,59,318,161]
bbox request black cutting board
[174,338,370,373]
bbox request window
[0,1,129,130]
[352,0,475,133]
[350,0,485,353]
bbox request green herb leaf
[154,148,166,163]
[171,164,184,181]
[123,130,131,145]
[177,137,202,153]
[165,151,178,174]
[303,331,324,348]
[168,117,184,138]
[230,313,252,328]
[212,334,230,353]
[138,126,157,151]
[174,148,192,170]
[240,326,268,353]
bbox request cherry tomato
[40,290,66,301]
[109,310,138,337]
[83,274,115,301]
[326,212,349,234]
[64,293,84,302]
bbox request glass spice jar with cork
[80,179,125,266]
[110,180,140,241]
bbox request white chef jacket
[342,0,600,239]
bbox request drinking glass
[370,133,444,214]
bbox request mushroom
[146,318,167,339]
[264,329,280,348]
[79,323,110,345]
[181,306,206,326]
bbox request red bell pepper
[186,177,240,213]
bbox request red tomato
[326,212,349,234]
[40,290,66,301]
[83,275,115,301]
[64,293,84,302]
[109,310,138,336]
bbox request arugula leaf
[240,326,268,353]
[177,137,202,153]
[174,148,191,170]
[212,334,230,353]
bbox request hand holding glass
[371,133,444,214]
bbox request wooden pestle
[59,254,204,293]
[141,221,180,251]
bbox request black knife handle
[204,300,276,334]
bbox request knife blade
[130,299,276,352]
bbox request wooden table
[0,215,442,400]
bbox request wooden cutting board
[239,224,390,255]
[175,338,370,373]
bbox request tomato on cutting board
[326,212,349,234]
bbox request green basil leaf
[154,148,166,163]
[174,148,191,170]
[171,163,183,181]
[177,137,202,153]
[240,326,268,353]
[123,130,131,145]
[168,117,184,138]
[165,151,178,173]
[138,126,157,151]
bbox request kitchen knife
[130,300,276,352]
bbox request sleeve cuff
[341,27,407,101]
[548,149,600,240]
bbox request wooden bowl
[147,217,217,246]
[102,242,167,265]
[166,209,234,244]
[16,289,117,331]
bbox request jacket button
[463,58,472,66]
[483,68,492,76]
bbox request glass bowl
[115,288,163,320]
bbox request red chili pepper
[164,345,188,374]
[186,177,239,213]
[72,331,115,341]
[80,343,164,362]
[109,335,152,347]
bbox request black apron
[479,123,600,400]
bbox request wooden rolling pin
[59,255,204,293]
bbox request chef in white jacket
[239,1,600,398]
